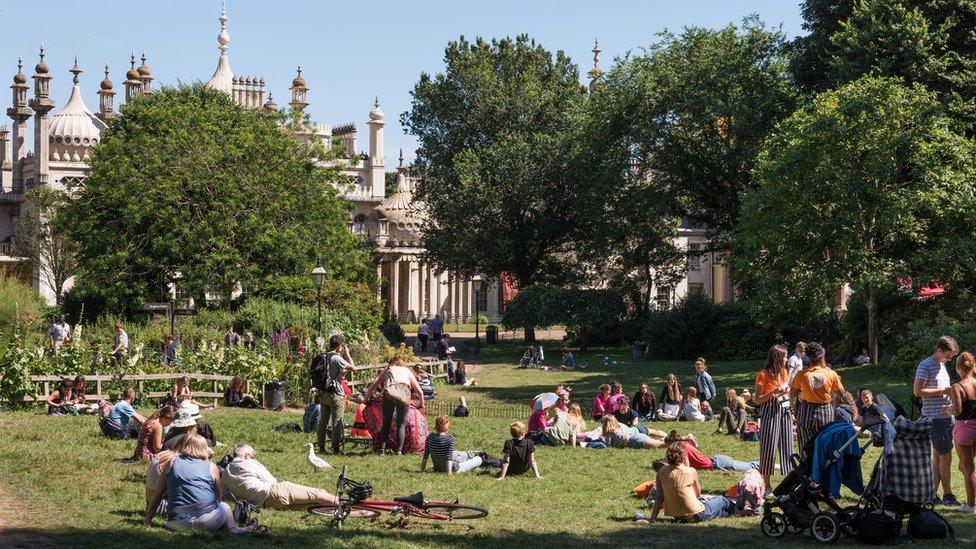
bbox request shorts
[264,481,325,510]
[953,418,976,446]
[930,416,955,455]
[628,434,651,449]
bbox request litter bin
[486,325,498,344]
[263,380,290,411]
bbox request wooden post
[96,378,102,398]
[213,380,219,405]
[42,381,49,399]
[138,380,144,397]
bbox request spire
[369,96,384,122]
[588,38,603,92]
[398,148,404,168]
[218,0,229,55]
[30,45,54,112]
[289,65,308,114]
[70,58,82,84]
[124,51,143,103]
[207,0,234,94]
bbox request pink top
[593,394,609,417]
[555,403,569,413]
[607,394,626,414]
[528,409,549,432]
[738,470,764,504]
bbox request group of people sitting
[44,375,94,415]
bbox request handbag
[907,507,954,541]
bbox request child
[497,421,541,479]
[682,387,705,421]
[420,414,482,475]
[528,406,550,433]
[455,362,476,386]
[593,384,611,420]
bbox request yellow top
[658,464,704,520]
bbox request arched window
[352,213,368,234]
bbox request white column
[449,274,457,322]
[390,258,400,320]
[406,258,418,322]
[435,270,443,316]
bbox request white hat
[170,410,197,428]
[179,401,201,419]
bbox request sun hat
[178,401,202,419]
[170,410,197,428]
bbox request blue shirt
[695,371,716,401]
[429,317,444,335]
[167,456,218,520]
[108,400,135,426]
[915,357,951,419]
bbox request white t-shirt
[222,458,278,506]
[418,324,429,336]
[787,355,803,382]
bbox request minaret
[368,97,385,197]
[6,56,31,192]
[206,1,234,94]
[289,66,308,115]
[138,52,153,94]
[124,52,142,103]
[29,47,55,188]
[588,38,603,92]
[0,126,10,182]
[97,63,115,122]
[263,91,278,112]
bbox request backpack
[848,508,902,545]
[740,421,760,441]
[302,403,320,433]
[907,508,954,541]
[309,352,343,395]
[382,368,412,406]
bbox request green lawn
[0,346,972,548]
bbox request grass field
[0,343,972,548]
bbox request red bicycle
[308,465,488,528]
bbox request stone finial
[398,148,404,168]
[70,57,82,84]
[218,0,230,54]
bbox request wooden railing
[345,359,451,388]
[26,373,239,403]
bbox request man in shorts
[914,335,960,506]
[221,444,343,510]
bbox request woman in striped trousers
[755,344,794,490]
[790,342,844,456]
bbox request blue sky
[0,1,805,165]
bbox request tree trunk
[524,326,536,343]
[867,285,878,364]
[579,324,589,352]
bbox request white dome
[376,172,426,245]
[48,84,106,152]
[369,98,384,122]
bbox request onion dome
[292,65,306,88]
[13,56,27,84]
[125,52,140,81]
[48,62,107,158]
[369,97,384,122]
[375,172,425,246]
[35,46,49,74]
[137,52,151,77]
[263,92,278,112]
[100,63,113,90]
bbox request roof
[48,83,107,147]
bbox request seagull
[306,443,333,471]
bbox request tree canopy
[59,83,369,315]
[733,75,976,360]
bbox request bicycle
[308,465,488,528]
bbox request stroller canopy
[880,416,933,505]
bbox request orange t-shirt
[790,366,843,404]
[755,368,788,400]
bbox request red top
[684,441,713,470]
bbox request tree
[502,285,626,351]
[401,35,599,340]
[597,17,798,243]
[792,0,976,135]
[14,186,79,306]
[59,83,369,315]
[733,76,976,362]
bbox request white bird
[306,443,333,471]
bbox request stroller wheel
[810,512,841,544]
[760,512,788,538]
[837,506,858,537]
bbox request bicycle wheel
[308,504,380,519]
[410,503,488,520]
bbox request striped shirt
[915,357,951,419]
[423,433,456,472]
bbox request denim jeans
[451,451,483,473]
[710,454,760,472]
[696,496,735,521]
[446,358,456,383]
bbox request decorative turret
[7,57,32,193]
[30,47,56,187]
[588,38,603,92]
[367,97,385,197]
[9,56,30,113]
[138,52,153,94]
[124,52,142,103]
[97,63,115,122]
[263,92,278,112]
[29,46,54,114]
[0,125,9,172]
[206,0,234,94]
[289,65,308,114]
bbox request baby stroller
[761,418,884,543]
[518,345,544,368]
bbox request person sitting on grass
[145,435,254,533]
[162,411,201,450]
[560,348,576,371]
[661,431,760,472]
[100,387,146,439]
[497,421,542,480]
[614,397,651,435]
[593,384,611,420]
[554,389,571,413]
[528,405,550,433]
[681,387,706,421]
[607,381,626,414]
[172,376,217,411]
[45,380,73,416]
[530,403,587,446]
[602,416,665,449]
[420,414,483,475]
[134,405,176,461]
[224,376,260,409]
[715,388,752,435]
[633,383,657,421]
[659,373,682,420]
[454,361,477,386]
[146,449,177,517]
[70,375,88,408]
[222,443,349,510]
[411,364,436,400]
[649,441,738,524]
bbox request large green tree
[733,76,976,362]
[402,35,599,341]
[60,84,368,315]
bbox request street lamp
[471,275,484,355]
[310,260,327,336]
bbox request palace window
[688,243,701,270]
[476,285,488,313]
[352,213,368,234]
[655,286,672,310]
[688,282,704,296]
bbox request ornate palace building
[0,3,503,323]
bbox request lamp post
[310,260,327,336]
[471,275,484,355]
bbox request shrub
[381,316,405,344]
[644,295,773,361]
[0,333,46,407]
[0,274,50,337]
[883,313,976,377]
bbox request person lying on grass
[222,443,349,510]
[420,414,483,475]
[497,421,542,480]
[649,441,739,524]
[602,416,666,449]
[657,431,759,473]
[146,434,255,533]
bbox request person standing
[224,325,240,347]
[110,322,129,367]
[942,352,976,513]
[791,342,845,455]
[787,342,806,383]
[915,335,960,506]
[242,330,255,351]
[755,344,793,490]
[430,314,444,342]
[693,358,716,403]
[417,321,430,353]
[312,335,355,455]
[162,335,179,367]
[437,333,456,383]
[48,315,72,357]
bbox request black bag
[310,352,341,394]
[907,508,954,541]
[849,508,902,545]
[453,405,469,417]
